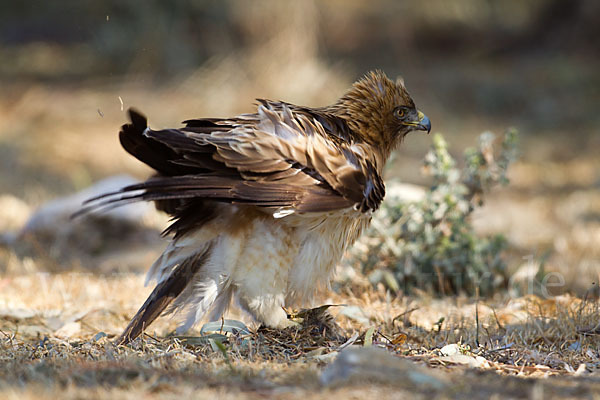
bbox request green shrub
[351,129,518,296]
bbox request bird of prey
[85,70,431,344]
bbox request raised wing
[82,103,385,221]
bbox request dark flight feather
[115,245,213,345]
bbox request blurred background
[0,0,599,294]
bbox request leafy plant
[350,129,518,296]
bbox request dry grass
[2,268,600,398]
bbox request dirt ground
[2,272,600,399]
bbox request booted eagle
[84,70,430,344]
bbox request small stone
[320,346,447,390]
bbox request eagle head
[334,70,431,158]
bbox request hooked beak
[402,110,431,134]
[414,110,431,133]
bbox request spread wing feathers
[116,244,213,345]
[84,105,385,217]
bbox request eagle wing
[82,102,385,221]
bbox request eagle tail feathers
[115,243,214,345]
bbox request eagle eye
[394,106,409,120]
